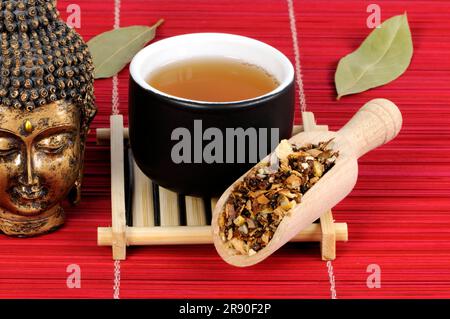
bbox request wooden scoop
[212,98,402,267]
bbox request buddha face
[0,101,81,216]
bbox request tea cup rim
[129,32,295,106]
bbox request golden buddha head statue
[0,0,96,236]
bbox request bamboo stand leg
[319,210,336,261]
[110,115,127,260]
[301,112,338,261]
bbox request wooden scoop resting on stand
[212,98,403,267]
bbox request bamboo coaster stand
[96,112,348,261]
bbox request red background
[0,0,449,299]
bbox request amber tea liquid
[146,57,279,102]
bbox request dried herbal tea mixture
[219,139,339,256]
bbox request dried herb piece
[219,139,339,256]
[88,19,164,79]
[335,13,413,99]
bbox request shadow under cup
[129,33,295,196]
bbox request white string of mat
[112,0,122,299]
[287,0,338,299]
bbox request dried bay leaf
[335,13,413,99]
[88,19,164,79]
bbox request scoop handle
[338,99,402,158]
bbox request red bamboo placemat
[0,0,449,299]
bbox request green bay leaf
[335,13,413,99]
[88,19,164,79]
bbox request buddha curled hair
[0,0,96,136]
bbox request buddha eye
[0,137,19,157]
[36,133,73,154]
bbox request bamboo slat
[132,161,154,227]
[185,196,207,226]
[158,187,180,226]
